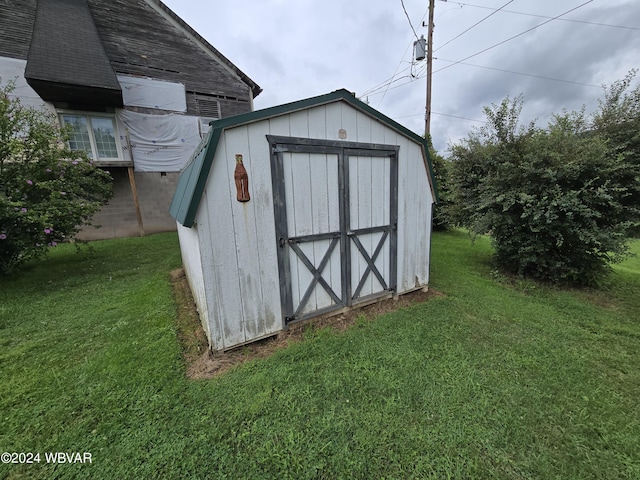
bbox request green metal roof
[170,88,439,228]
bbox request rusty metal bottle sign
[234,154,250,202]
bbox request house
[170,89,439,351]
[0,0,260,239]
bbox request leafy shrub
[0,81,112,273]
[449,96,640,285]
[592,70,640,237]
[428,139,453,231]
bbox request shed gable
[170,89,438,228]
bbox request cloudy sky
[162,0,640,153]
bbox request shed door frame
[268,135,399,326]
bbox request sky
[162,0,640,153]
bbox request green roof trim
[168,129,219,227]
[170,88,439,228]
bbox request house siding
[88,0,256,114]
[0,0,35,60]
[1,0,260,241]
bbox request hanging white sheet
[117,110,201,172]
[117,75,186,112]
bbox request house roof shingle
[25,0,123,106]
[0,0,261,103]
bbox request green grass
[1,231,639,479]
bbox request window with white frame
[59,112,123,162]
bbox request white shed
[170,89,438,351]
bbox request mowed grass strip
[1,231,638,479]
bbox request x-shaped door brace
[349,230,389,299]
[289,236,341,318]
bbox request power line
[362,4,430,102]
[437,0,640,31]
[361,66,409,96]
[433,111,487,123]
[363,1,598,99]
[360,64,413,97]
[435,58,602,88]
[435,0,514,52]
[394,111,487,123]
[433,0,594,75]
[400,0,419,39]
[379,51,414,106]
[366,63,427,98]
[370,73,416,97]
[365,51,600,98]
[365,72,425,97]
[360,60,428,98]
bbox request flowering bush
[1,81,112,273]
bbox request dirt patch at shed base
[170,267,444,380]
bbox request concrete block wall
[77,168,179,241]
[135,171,180,234]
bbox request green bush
[449,96,640,285]
[592,70,640,236]
[0,81,112,273]
[428,139,453,231]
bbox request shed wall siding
[395,133,433,290]
[196,192,226,349]
[222,125,281,343]
[198,124,282,350]
[256,103,432,293]
[197,100,433,350]
[322,103,433,291]
[176,223,210,341]
[200,155,246,350]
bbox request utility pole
[425,0,435,139]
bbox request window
[59,113,122,162]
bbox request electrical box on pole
[414,35,426,61]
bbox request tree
[426,135,452,231]
[0,81,113,274]
[592,69,640,235]
[449,95,640,285]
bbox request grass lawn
[1,230,639,479]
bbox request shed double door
[269,136,398,325]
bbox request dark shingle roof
[1,0,260,103]
[24,0,123,106]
